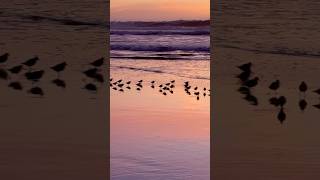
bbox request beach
[213,0,320,179]
[110,21,210,180]
[0,0,108,179]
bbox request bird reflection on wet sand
[236,62,320,124]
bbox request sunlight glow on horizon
[111,0,210,21]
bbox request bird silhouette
[299,99,308,111]
[313,89,320,95]
[238,62,252,72]
[90,57,104,67]
[83,68,98,78]
[0,53,9,63]
[151,81,155,84]
[8,65,23,74]
[243,77,259,88]
[237,71,251,82]
[52,79,66,88]
[28,86,44,96]
[299,81,307,94]
[0,68,8,80]
[126,81,131,84]
[238,86,251,94]
[244,93,258,105]
[277,108,286,124]
[8,81,23,90]
[278,96,286,107]
[84,83,97,92]
[25,70,44,82]
[92,73,104,83]
[269,97,280,107]
[51,62,67,77]
[22,56,39,68]
[269,80,280,91]
[313,104,320,109]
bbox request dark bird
[0,68,8,80]
[238,86,251,94]
[151,81,155,84]
[170,90,173,94]
[244,93,258,105]
[269,80,280,91]
[203,93,206,96]
[117,79,123,83]
[237,71,251,82]
[8,81,22,90]
[119,89,124,92]
[151,85,155,88]
[0,53,9,63]
[197,96,200,100]
[238,62,252,72]
[28,86,44,96]
[299,99,307,111]
[25,70,44,82]
[313,104,320,109]
[138,80,143,83]
[126,81,131,84]
[136,83,142,88]
[269,97,280,107]
[165,83,171,86]
[126,86,131,89]
[84,83,97,92]
[163,92,167,96]
[299,81,307,93]
[159,84,163,88]
[204,88,206,91]
[83,68,98,78]
[92,73,104,83]
[194,87,198,90]
[277,108,286,124]
[118,84,124,88]
[159,89,163,92]
[170,85,175,88]
[194,92,200,96]
[110,78,113,82]
[243,77,259,88]
[113,87,117,90]
[278,96,287,107]
[22,56,39,67]
[313,89,320,95]
[52,79,66,88]
[90,57,104,67]
[8,65,23,74]
[137,87,141,91]
[171,80,175,83]
[51,62,67,75]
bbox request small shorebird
[313,89,320,95]
[299,99,308,111]
[28,86,44,96]
[8,65,23,74]
[278,96,286,107]
[25,70,44,82]
[90,57,104,67]
[299,81,307,97]
[243,77,259,88]
[52,79,66,88]
[8,81,23,90]
[0,69,8,80]
[22,56,39,68]
[277,108,286,124]
[51,62,67,77]
[0,53,9,63]
[237,71,251,82]
[269,80,280,91]
[238,62,252,72]
[84,83,97,92]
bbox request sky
[111,0,210,21]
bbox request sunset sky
[111,0,210,21]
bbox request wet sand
[213,1,320,179]
[110,59,210,180]
[0,0,108,179]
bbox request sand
[212,1,320,179]
[0,0,109,179]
